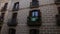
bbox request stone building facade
[0,0,60,34]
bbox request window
[0,27,1,30]
[0,13,5,22]
[55,0,60,2]
[12,2,19,11]
[11,13,17,25]
[1,3,8,11]
[27,10,41,26]
[1,13,5,19]
[32,11,38,17]
[32,0,36,2]
[12,13,17,19]
[56,7,60,26]
[7,13,17,26]
[30,29,39,34]
[0,13,5,27]
[56,15,60,26]
[31,11,39,21]
[29,10,40,17]
[55,0,60,5]
[11,13,17,23]
[29,10,40,22]
[30,0,39,8]
[9,28,16,34]
[58,7,60,14]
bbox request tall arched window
[12,2,19,11]
[1,3,8,11]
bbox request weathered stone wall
[1,0,60,34]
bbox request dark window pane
[56,15,60,26]
[55,0,60,5]
[9,28,16,34]
[1,13,5,19]
[56,7,60,26]
[58,7,60,14]
[56,0,60,2]
[30,29,39,34]
[11,13,17,23]
[30,0,39,8]
[32,2,37,6]
[0,13,5,22]
[32,0,36,2]
[12,13,17,19]
[12,2,19,11]
[7,13,17,26]
[11,13,17,24]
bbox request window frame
[29,10,40,17]
[12,2,19,11]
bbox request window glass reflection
[32,10,38,17]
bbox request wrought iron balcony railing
[7,18,17,26]
[27,10,41,26]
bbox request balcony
[7,13,17,26]
[7,18,17,27]
[27,10,41,26]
